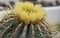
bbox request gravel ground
[55,32,60,38]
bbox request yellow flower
[20,11,29,21]
[29,12,37,22]
[13,2,46,23]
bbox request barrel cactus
[0,2,56,38]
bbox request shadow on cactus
[0,2,56,38]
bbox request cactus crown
[13,2,46,23]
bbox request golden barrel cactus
[0,2,56,38]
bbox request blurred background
[0,0,60,6]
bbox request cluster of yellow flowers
[13,2,46,23]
